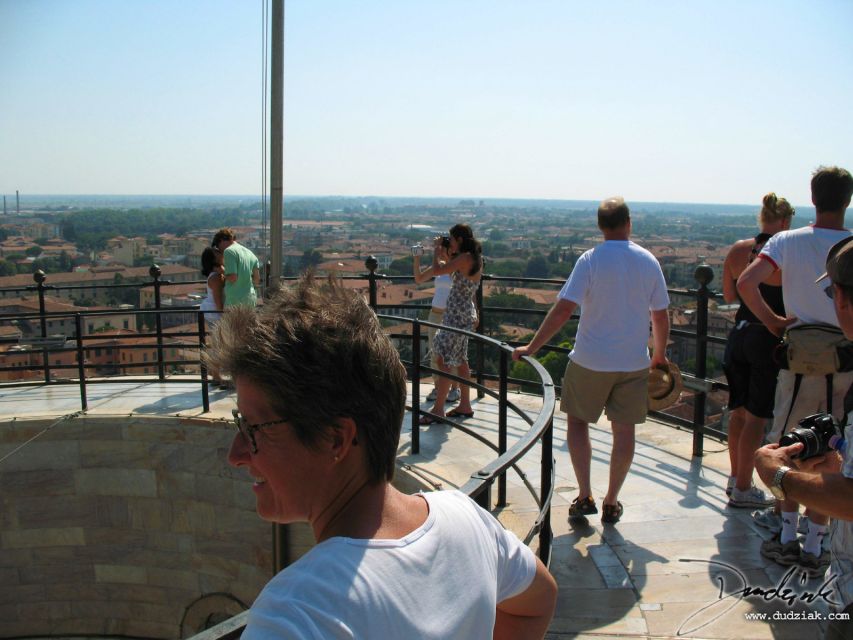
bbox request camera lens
[779,413,837,460]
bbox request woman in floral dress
[420,224,483,424]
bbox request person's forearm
[413,256,430,283]
[526,302,575,354]
[651,310,669,360]
[781,468,853,520]
[737,266,784,331]
[493,610,552,640]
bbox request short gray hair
[204,274,407,483]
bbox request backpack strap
[781,373,804,436]
[826,373,834,416]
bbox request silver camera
[411,244,425,257]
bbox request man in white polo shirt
[513,197,670,524]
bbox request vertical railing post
[198,311,210,413]
[473,481,492,510]
[34,270,50,383]
[74,313,88,411]
[497,347,508,506]
[365,256,379,311]
[692,263,714,457]
[475,277,485,399]
[412,319,421,455]
[273,523,290,573]
[264,260,271,298]
[150,265,165,381]
[539,414,554,565]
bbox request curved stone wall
[0,415,271,638]
[0,414,433,638]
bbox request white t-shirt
[559,240,669,372]
[242,490,537,640]
[759,225,851,326]
[431,274,452,309]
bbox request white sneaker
[729,486,775,509]
[447,388,461,403]
[426,389,438,402]
[752,507,782,531]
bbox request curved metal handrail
[378,313,555,564]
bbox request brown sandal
[601,502,623,524]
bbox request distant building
[107,236,148,266]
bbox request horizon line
[0,193,817,211]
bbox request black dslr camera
[439,236,451,248]
[779,413,840,460]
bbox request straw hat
[648,362,683,412]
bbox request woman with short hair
[205,275,557,639]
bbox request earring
[333,455,339,462]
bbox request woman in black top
[722,192,793,508]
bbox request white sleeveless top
[200,276,222,324]
[431,274,452,310]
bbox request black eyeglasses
[232,408,288,453]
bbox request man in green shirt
[212,228,261,308]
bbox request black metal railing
[0,258,728,449]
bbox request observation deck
[0,265,837,639]
[0,379,830,640]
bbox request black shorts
[723,323,782,420]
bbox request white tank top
[200,275,222,324]
[431,274,452,309]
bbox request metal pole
[198,312,210,414]
[150,265,165,381]
[497,348,508,506]
[365,256,378,310]
[692,264,714,457]
[273,522,290,573]
[412,320,421,454]
[34,270,50,383]
[75,314,88,411]
[268,0,284,293]
[475,278,485,399]
[539,418,553,565]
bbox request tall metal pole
[268,0,284,293]
[271,0,286,574]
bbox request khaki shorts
[560,360,649,425]
[768,368,853,443]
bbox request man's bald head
[598,197,630,231]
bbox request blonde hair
[759,192,795,225]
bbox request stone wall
[0,415,272,638]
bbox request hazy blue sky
[1,0,852,205]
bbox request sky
[1,0,852,206]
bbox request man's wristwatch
[769,465,792,500]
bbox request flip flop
[418,415,440,425]
[446,409,474,419]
